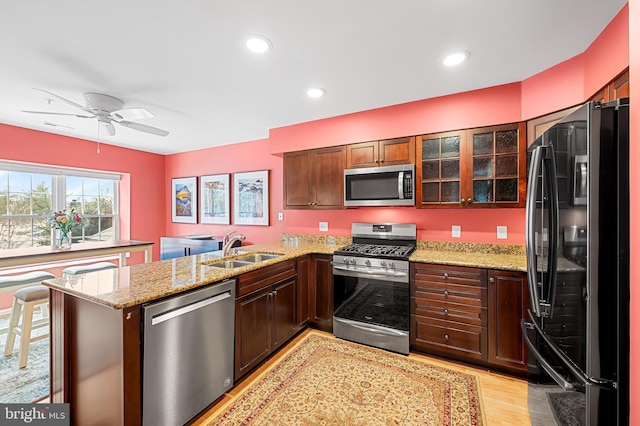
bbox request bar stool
[2,271,55,369]
[61,261,118,277]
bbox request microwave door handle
[397,171,404,199]
[544,146,560,317]
[526,146,543,317]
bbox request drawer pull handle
[444,309,449,315]
[444,334,449,340]
[489,277,495,283]
[443,290,449,296]
[443,272,449,278]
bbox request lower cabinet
[411,263,487,360]
[411,262,528,373]
[310,254,333,332]
[487,269,529,372]
[235,260,298,380]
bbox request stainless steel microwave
[344,164,415,207]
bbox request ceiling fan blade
[21,110,94,118]
[33,88,94,114]
[110,108,154,121]
[106,122,116,136]
[118,120,169,136]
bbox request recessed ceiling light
[440,51,470,67]
[307,87,326,98]
[244,35,272,54]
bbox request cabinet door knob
[461,198,465,203]
[443,290,449,296]
[467,197,472,203]
[443,272,449,278]
[489,277,495,283]
[444,334,449,340]
[444,309,449,315]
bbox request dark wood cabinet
[487,270,529,372]
[310,254,333,332]
[296,255,311,327]
[346,137,415,168]
[234,260,298,380]
[283,146,345,209]
[411,263,487,360]
[590,69,629,103]
[416,123,526,208]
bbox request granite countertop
[43,236,538,310]
[42,238,349,310]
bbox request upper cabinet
[346,137,415,169]
[284,146,345,209]
[416,122,526,208]
[590,69,629,103]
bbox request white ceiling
[0,1,627,155]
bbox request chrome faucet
[223,230,236,247]
[223,234,246,256]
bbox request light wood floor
[192,329,532,426]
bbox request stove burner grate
[337,243,415,258]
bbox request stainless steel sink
[234,253,283,263]
[202,252,284,269]
[205,260,253,269]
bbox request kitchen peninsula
[42,236,528,425]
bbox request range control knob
[350,258,357,265]
[389,262,395,269]
[364,259,371,267]
[380,261,388,268]
[343,257,349,264]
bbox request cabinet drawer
[413,297,485,326]
[412,314,485,359]
[237,260,297,297]
[413,263,486,287]
[413,282,484,308]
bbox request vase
[56,231,72,251]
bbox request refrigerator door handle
[544,147,559,317]
[525,146,543,316]
[521,319,576,391]
[525,310,617,390]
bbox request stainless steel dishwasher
[142,279,235,426]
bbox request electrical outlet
[319,222,329,232]
[452,225,461,238]
[497,226,508,239]
[278,212,284,221]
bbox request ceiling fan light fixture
[307,87,326,98]
[244,35,272,54]
[440,50,470,67]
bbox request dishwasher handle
[151,290,232,326]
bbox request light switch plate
[497,226,508,239]
[319,222,329,232]
[278,212,284,221]
[452,225,461,238]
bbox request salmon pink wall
[627,1,638,423]
[269,83,523,154]
[164,139,283,245]
[0,123,166,262]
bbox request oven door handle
[333,265,409,280]
[334,318,408,337]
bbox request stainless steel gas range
[333,223,416,355]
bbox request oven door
[333,268,410,355]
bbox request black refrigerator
[523,98,629,425]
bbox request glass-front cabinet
[416,122,526,208]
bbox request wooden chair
[2,271,55,369]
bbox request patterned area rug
[208,332,484,425]
[0,316,49,403]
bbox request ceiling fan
[21,88,169,136]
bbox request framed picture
[233,170,269,226]
[171,177,198,223]
[200,173,230,224]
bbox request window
[0,162,120,249]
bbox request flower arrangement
[47,208,86,249]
